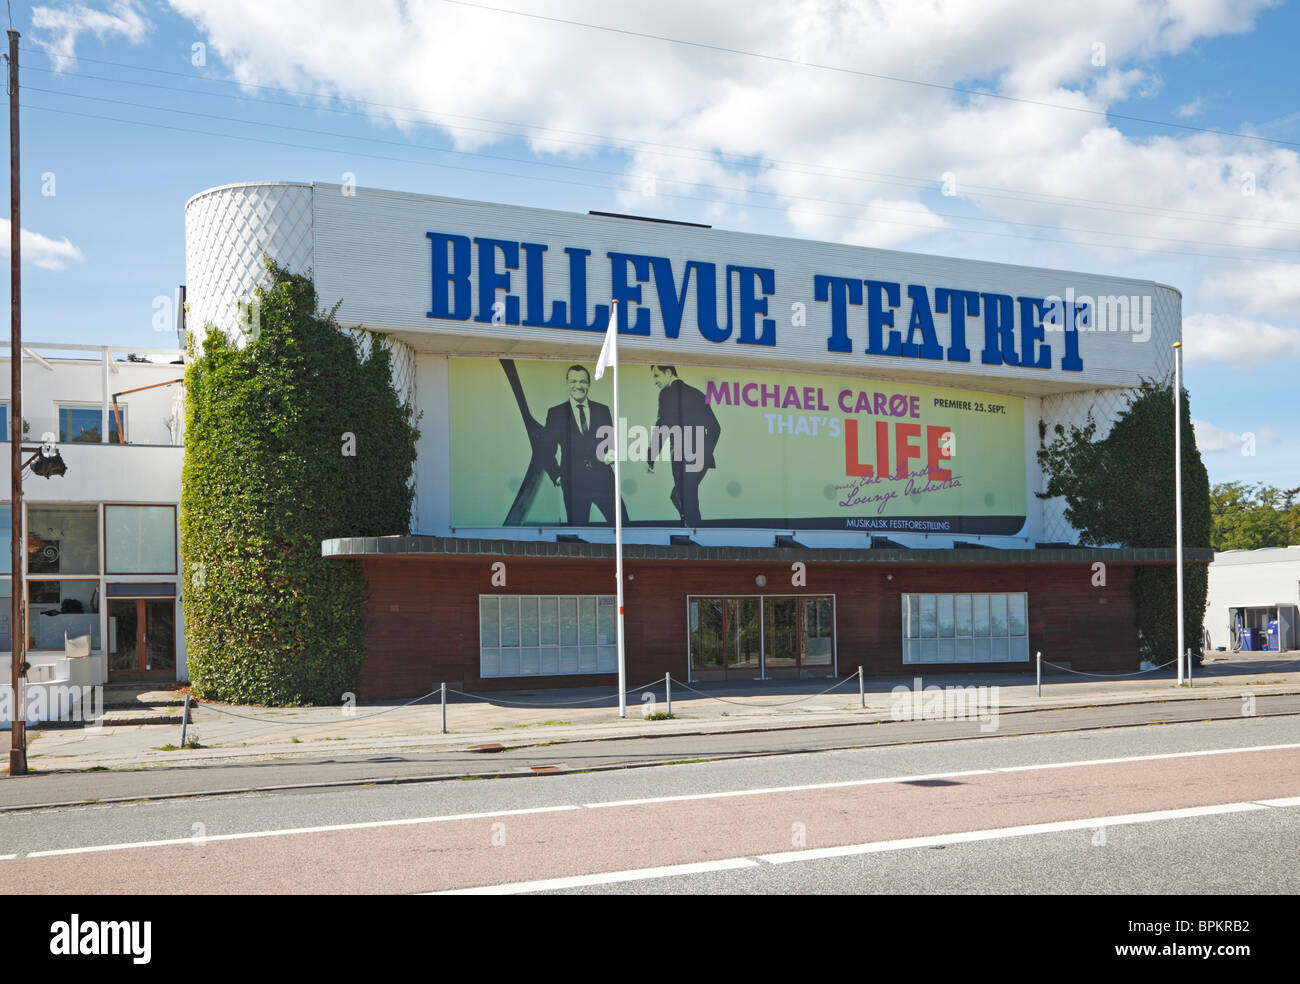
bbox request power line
[26,83,1300,257]
[441,0,1300,151]
[19,47,1300,234]
[25,101,1300,268]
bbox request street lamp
[24,443,67,479]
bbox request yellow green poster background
[449,357,1026,534]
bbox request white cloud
[149,0,1297,282]
[1201,262,1300,318]
[1183,312,1300,367]
[0,220,85,270]
[31,0,151,72]
[1174,97,1204,118]
[1192,418,1279,453]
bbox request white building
[181,181,1209,694]
[1205,547,1300,652]
[1,344,187,724]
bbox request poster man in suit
[647,365,721,527]
[539,364,628,525]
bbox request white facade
[186,181,1182,550]
[0,345,187,718]
[1205,547,1300,652]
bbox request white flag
[594,305,617,380]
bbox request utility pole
[7,29,25,776]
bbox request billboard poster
[448,358,1026,534]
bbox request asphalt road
[3,691,1297,811]
[1,713,1296,894]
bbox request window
[27,504,99,574]
[105,505,177,574]
[480,595,617,677]
[0,504,9,575]
[0,402,7,438]
[28,579,100,649]
[59,404,124,444]
[902,593,1029,663]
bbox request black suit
[650,378,721,527]
[538,400,628,526]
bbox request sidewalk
[12,652,1300,774]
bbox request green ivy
[179,260,420,705]
[1037,380,1211,666]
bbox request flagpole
[609,300,626,719]
[1173,341,1185,686]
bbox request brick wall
[354,554,1147,698]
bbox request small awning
[322,535,1214,566]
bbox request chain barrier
[670,673,859,708]
[191,689,439,727]
[445,679,660,707]
[1039,656,1179,679]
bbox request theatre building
[185,181,1210,696]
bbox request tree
[1209,482,1291,551]
[180,260,419,704]
[1038,380,1212,666]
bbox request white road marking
[1255,795,1300,808]
[581,742,1300,809]
[757,801,1273,864]
[13,742,1300,859]
[430,858,759,895]
[0,854,16,861]
[442,797,1299,893]
[22,804,580,858]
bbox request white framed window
[105,504,177,574]
[480,594,617,677]
[903,592,1029,663]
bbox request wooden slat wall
[356,556,1139,698]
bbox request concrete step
[99,706,187,727]
[102,686,188,710]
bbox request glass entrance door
[689,595,835,680]
[108,597,175,675]
[764,597,835,678]
[689,597,761,681]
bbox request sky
[5,0,1300,492]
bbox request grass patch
[510,720,572,729]
[87,765,108,772]
[643,712,675,721]
[154,737,204,751]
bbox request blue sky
[7,0,1300,493]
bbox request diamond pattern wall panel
[185,183,315,339]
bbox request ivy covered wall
[1038,380,1212,666]
[180,262,420,704]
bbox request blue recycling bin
[1241,628,1258,651]
[1268,619,1280,652]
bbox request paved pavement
[4,651,1297,786]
